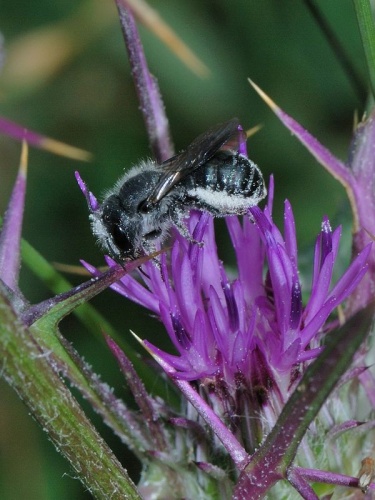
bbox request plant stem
[0,286,141,500]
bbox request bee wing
[145,118,243,205]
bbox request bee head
[92,194,142,261]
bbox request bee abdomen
[188,152,263,197]
[182,151,266,216]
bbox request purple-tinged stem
[134,333,249,469]
[115,1,174,163]
[52,332,150,452]
[295,466,359,488]
[195,462,228,480]
[121,0,209,78]
[248,80,359,230]
[0,141,27,292]
[169,417,207,441]
[0,116,91,161]
[287,468,319,499]
[326,419,365,439]
[21,253,159,326]
[106,336,167,450]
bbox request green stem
[0,286,141,500]
[353,0,375,99]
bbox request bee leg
[141,240,162,270]
[173,218,204,248]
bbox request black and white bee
[91,118,266,261]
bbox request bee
[90,118,266,261]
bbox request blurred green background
[0,1,367,498]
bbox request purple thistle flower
[248,79,375,316]
[80,174,370,443]
[74,12,375,492]
[1,4,374,495]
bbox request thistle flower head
[80,174,370,448]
